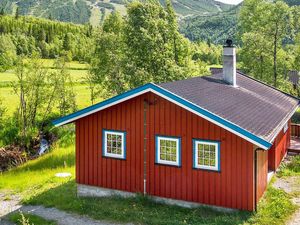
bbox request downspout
[254,147,264,212]
[143,100,148,195]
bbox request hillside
[180,4,241,44]
[0,0,234,26]
[180,0,300,44]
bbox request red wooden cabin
[54,44,299,211]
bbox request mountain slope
[0,0,91,24]
[0,0,234,25]
[180,4,241,44]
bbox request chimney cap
[224,39,234,47]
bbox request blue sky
[216,0,243,5]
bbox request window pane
[204,151,210,158]
[105,132,124,157]
[204,144,209,151]
[195,141,219,169]
[159,138,178,163]
[198,150,203,158]
[171,155,176,162]
[199,144,203,150]
[210,159,216,166]
[204,158,209,166]
[199,158,204,165]
[171,147,176,155]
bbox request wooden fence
[291,124,300,138]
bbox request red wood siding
[268,120,290,171]
[256,150,268,202]
[75,92,256,211]
[76,95,145,193]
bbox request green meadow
[0,60,100,115]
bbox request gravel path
[0,193,22,225]
[0,190,133,225]
[15,205,133,225]
[0,193,21,218]
[0,201,133,225]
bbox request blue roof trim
[52,83,272,149]
[52,83,152,126]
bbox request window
[283,122,289,133]
[193,140,220,171]
[103,130,126,159]
[156,136,181,166]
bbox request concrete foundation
[77,184,135,198]
[77,184,237,212]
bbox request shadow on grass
[24,181,252,225]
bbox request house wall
[268,120,290,171]
[256,149,268,202]
[75,92,256,211]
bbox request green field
[0,60,100,116]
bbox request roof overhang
[52,83,273,150]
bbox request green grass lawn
[9,213,57,225]
[0,60,102,116]
[0,84,98,116]
[23,59,88,70]
[0,141,298,225]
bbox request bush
[0,117,20,146]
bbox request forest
[0,0,299,169]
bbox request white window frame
[193,140,220,171]
[283,122,289,133]
[103,130,126,159]
[156,136,181,166]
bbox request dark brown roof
[159,71,299,143]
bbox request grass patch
[278,155,300,177]
[9,212,57,225]
[0,145,75,196]
[247,185,298,225]
[25,181,250,225]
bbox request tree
[124,1,196,86]
[15,7,19,19]
[90,2,201,96]
[90,12,127,96]
[52,57,77,116]
[239,0,294,89]
[12,54,77,147]
[0,8,5,16]
[0,34,17,72]
[0,97,6,122]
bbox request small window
[283,122,289,133]
[156,136,181,166]
[103,130,126,159]
[193,140,220,171]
